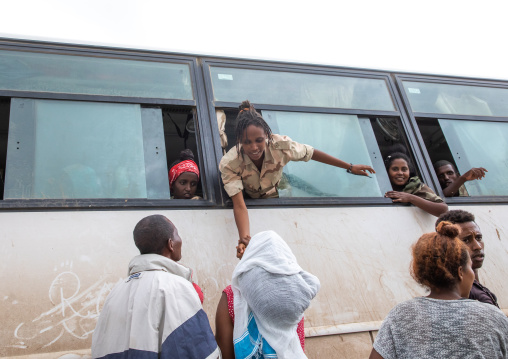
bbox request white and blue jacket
[91,254,220,359]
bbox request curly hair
[410,221,470,290]
[435,209,475,228]
[234,100,273,156]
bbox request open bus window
[2,98,201,200]
[162,107,203,199]
[417,118,508,196]
[218,108,419,198]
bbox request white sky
[1,0,506,80]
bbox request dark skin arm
[311,149,376,176]
[442,167,487,197]
[384,191,448,217]
[369,348,384,359]
[215,292,234,359]
[231,192,251,258]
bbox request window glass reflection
[0,50,193,100]
[262,111,391,197]
[439,119,508,196]
[211,67,395,111]
[4,99,170,199]
[403,81,508,117]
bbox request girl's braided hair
[234,100,273,156]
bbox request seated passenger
[215,230,320,359]
[92,215,219,359]
[220,100,375,256]
[436,210,499,307]
[433,160,487,197]
[370,221,508,359]
[384,149,448,217]
[169,149,201,199]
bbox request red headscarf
[169,160,200,186]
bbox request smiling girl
[384,149,447,217]
[219,100,375,255]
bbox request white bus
[0,37,507,359]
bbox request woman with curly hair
[370,221,508,359]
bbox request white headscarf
[232,230,320,359]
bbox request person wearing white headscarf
[230,230,320,359]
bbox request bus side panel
[0,206,507,358]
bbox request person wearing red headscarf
[169,149,201,200]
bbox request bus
[0,36,507,359]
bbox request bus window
[3,98,173,200]
[218,106,419,198]
[403,81,508,117]
[210,67,395,111]
[162,108,203,199]
[417,118,508,196]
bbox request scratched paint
[0,205,507,358]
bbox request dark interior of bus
[160,106,203,199]
[416,119,456,167]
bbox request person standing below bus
[91,215,219,359]
[369,221,508,359]
[433,160,487,197]
[219,100,375,256]
[384,148,448,217]
[435,209,499,307]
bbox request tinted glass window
[262,111,392,197]
[211,67,395,111]
[403,81,508,117]
[439,119,508,196]
[4,98,170,199]
[0,50,193,100]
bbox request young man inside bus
[433,160,487,197]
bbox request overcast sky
[1,0,506,80]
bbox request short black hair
[435,209,475,228]
[384,144,416,177]
[133,215,175,255]
[433,160,457,173]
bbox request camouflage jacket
[403,176,444,203]
[219,134,314,199]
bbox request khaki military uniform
[403,176,444,203]
[219,134,314,199]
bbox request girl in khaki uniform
[219,100,375,256]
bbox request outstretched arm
[385,191,448,217]
[311,149,375,177]
[231,193,251,258]
[442,167,487,197]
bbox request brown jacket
[219,134,314,199]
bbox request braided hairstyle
[234,100,273,156]
[410,221,470,290]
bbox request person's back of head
[133,214,175,255]
[411,221,471,294]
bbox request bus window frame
[394,74,508,204]
[202,58,437,207]
[0,38,219,210]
